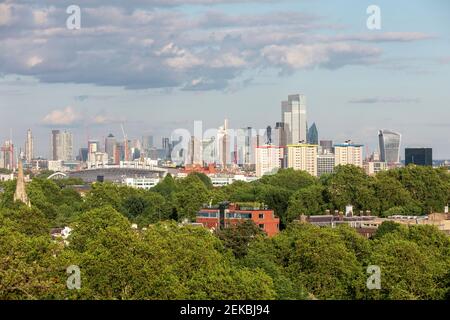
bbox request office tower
[307,123,319,145]
[1,140,14,170]
[87,140,100,163]
[186,136,202,166]
[378,130,401,164]
[281,94,307,145]
[78,148,88,162]
[25,129,33,163]
[202,137,217,166]
[217,119,230,168]
[265,126,272,144]
[334,142,364,167]
[105,134,116,163]
[14,159,30,207]
[142,135,154,157]
[273,122,286,147]
[256,145,284,177]
[317,153,335,176]
[320,140,333,154]
[405,148,433,166]
[51,130,73,161]
[287,143,318,177]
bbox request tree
[286,184,325,221]
[173,175,210,221]
[215,220,265,258]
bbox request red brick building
[196,203,280,237]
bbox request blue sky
[0,0,449,158]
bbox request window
[259,224,265,229]
[259,213,264,219]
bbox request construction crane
[120,123,129,162]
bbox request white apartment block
[334,143,363,167]
[256,145,284,177]
[287,144,318,177]
[364,161,388,176]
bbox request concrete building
[334,142,363,167]
[123,177,160,190]
[287,143,318,177]
[320,140,333,154]
[317,153,335,176]
[256,145,284,177]
[0,140,14,170]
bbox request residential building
[334,142,363,167]
[287,143,318,177]
[197,203,280,237]
[364,161,388,176]
[256,145,284,177]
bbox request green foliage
[215,220,266,258]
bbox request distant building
[51,130,73,161]
[364,161,388,176]
[287,143,318,177]
[105,134,117,164]
[334,142,363,167]
[317,153,335,176]
[123,177,160,190]
[378,130,401,164]
[0,140,14,170]
[320,140,333,154]
[197,203,280,237]
[281,94,308,145]
[405,148,433,166]
[307,123,319,145]
[256,145,284,177]
[25,129,34,164]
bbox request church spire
[14,159,31,207]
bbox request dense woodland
[0,165,450,300]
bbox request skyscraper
[25,129,33,163]
[51,130,73,161]
[142,135,154,157]
[307,123,319,145]
[1,140,14,170]
[378,130,401,164]
[105,134,116,163]
[281,94,307,145]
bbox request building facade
[334,143,363,167]
[287,143,318,177]
[378,130,401,164]
[281,94,307,145]
[256,145,284,177]
[317,153,335,176]
[405,148,433,166]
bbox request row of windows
[197,212,269,220]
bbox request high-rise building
[256,145,284,177]
[187,136,202,166]
[25,129,33,163]
[217,119,230,168]
[378,130,401,164]
[405,148,433,166]
[142,135,154,157]
[307,123,319,145]
[281,94,307,145]
[51,130,73,161]
[1,140,14,170]
[320,140,333,154]
[105,134,116,163]
[287,143,318,177]
[334,142,364,167]
[317,153,335,176]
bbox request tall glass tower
[281,94,307,145]
[378,130,401,164]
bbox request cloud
[348,97,421,104]
[42,106,82,126]
[0,3,435,91]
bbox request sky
[0,0,449,159]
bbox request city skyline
[1,1,450,158]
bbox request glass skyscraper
[281,94,307,145]
[378,130,401,164]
